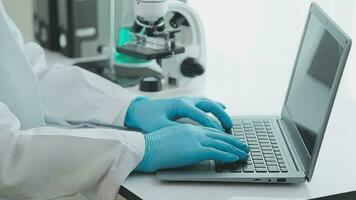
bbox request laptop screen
[285,14,344,155]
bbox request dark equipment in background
[33,0,60,51]
[57,0,109,58]
[32,0,111,58]
[32,0,162,88]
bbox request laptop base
[156,116,306,184]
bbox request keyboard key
[254,164,266,168]
[250,148,261,153]
[262,150,273,155]
[261,146,272,150]
[259,139,269,144]
[248,141,258,145]
[235,133,244,137]
[264,154,275,158]
[260,143,270,147]
[265,158,277,162]
[247,139,257,143]
[256,167,268,173]
[266,162,278,166]
[247,138,258,141]
[249,145,260,149]
[251,152,262,156]
[246,135,257,139]
[254,160,265,164]
[276,155,283,160]
[243,165,255,173]
[253,155,264,160]
[268,166,280,172]
[280,167,288,173]
[278,161,285,165]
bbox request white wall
[189,0,356,101]
[2,0,34,41]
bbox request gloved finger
[195,99,233,130]
[175,103,223,130]
[197,98,226,109]
[200,137,249,160]
[204,147,240,163]
[216,102,226,109]
[205,128,249,153]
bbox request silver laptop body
[156,3,352,183]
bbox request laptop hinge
[277,119,307,177]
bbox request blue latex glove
[125,97,233,133]
[136,124,249,173]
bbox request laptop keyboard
[215,120,288,173]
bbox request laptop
[156,3,352,183]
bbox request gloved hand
[125,97,233,133]
[136,125,249,173]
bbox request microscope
[116,0,206,92]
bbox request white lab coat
[0,1,145,200]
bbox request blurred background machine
[33,0,112,58]
[33,0,59,51]
[32,0,207,92]
[116,0,207,91]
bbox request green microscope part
[115,27,147,64]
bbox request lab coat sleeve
[0,101,145,200]
[23,42,139,127]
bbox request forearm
[23,42,139,127]
[0,127,144,200]
[38,64,138,126]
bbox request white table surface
[46,1,356,199]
